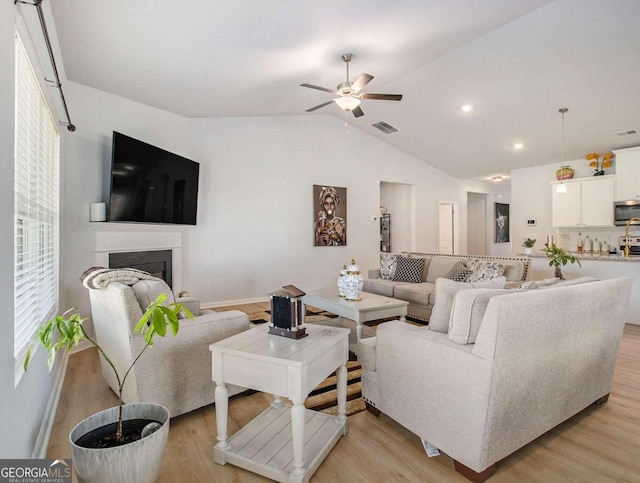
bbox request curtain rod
[15,0,76,131]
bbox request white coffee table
[210,323,350,483]
[303,289,409,343]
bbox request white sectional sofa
[358,276,633,481]
[364,252,531,322]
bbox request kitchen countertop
[522,252,640,262]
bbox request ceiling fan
[301,53,402,118]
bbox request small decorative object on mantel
[555,165,575,180]
[342,259,364,301]
[586,152,614,176]
[268,285,308,339]
[522,238,536,255]
[337,265,347,297]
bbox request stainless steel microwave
[614,200,640,226]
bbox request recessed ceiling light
[513,143,524,149]
[492,176,503,182]
[461,104,473,112]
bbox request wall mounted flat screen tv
[108,132,199,225]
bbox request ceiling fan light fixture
[335,96,361,111]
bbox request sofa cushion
[132,280,175,310]
[380,252,398,280]
[393,283,435,307]
[444,261,473,282]
[466,259,506,282]
[502,260,526,282]
[392,255,425,283]
[426,257,468,283]
[448,288,512,344]
[363,278,413,298]
[429,276,507,333]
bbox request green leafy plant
[542,244,581,279]
[24,293,192,442]
[522,238,536,248]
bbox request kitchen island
[524,252,640,325]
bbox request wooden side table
[210,324,350,482]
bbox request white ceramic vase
[69,403,170,483]
[342,259,364,301]
[337,265,347,297]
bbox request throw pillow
[520,277,561,290]
[444,261,473,282]
[392,255,425,283]
[466,259,506,282]
[447,288,512,344]
[429,276,507,333]
[380,253,398,280]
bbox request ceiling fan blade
[352,105,365,118]
[306,100,336,112]
[351,73,374,92]
[361,93,403,101]
[300,83,335,94]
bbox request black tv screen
[108,132,199,225]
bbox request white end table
[210,324,350,483]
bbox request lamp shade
[335,96,361,111]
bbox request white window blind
[14,33,60,361]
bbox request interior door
[439,203,455,254]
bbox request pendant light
[556,107,569,194]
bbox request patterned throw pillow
[466,259,506,282]
[444,261,473,282]
[380,253,397,280]
[392,255,425,283]
[520,277,561,290]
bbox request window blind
[14,33,60,361]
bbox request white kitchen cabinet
[613,146,640,201]
[551,176,614,228]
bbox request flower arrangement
[586,152,614,176]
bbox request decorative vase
[337,265,347,297]
[554,266,564,280]
[342,259,364,301]
[556,166,574,180]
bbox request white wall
[60,82,503,311]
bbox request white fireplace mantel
[89,222,189,293]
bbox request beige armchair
[87,280,250,417]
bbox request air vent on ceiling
[371,121,398,134]
[615,129,638,137]
[123,0,154,11]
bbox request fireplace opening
[109,250,173,288]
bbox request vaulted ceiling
[50,0,640,180]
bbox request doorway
[439,202,458,254]
[467,192,488,256]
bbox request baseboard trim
[202,295,269,309]
[31,350,69,459]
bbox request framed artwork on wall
[313,185,347,246]
[495,202,510,243]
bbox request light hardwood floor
[47,304,640,482]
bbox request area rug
[304,361,365,416]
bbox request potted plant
[522,238,536,255]
[542,244,581,279]
[25,293,192,483]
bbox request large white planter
[69,403,170,483]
